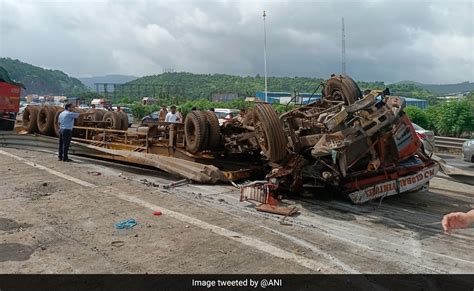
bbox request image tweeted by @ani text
[192,278,283,288]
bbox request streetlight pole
[263,10,268,103]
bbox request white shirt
[165,112,179,123]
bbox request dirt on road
[0,148,473,274]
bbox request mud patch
[13,182,58,200]
[0,243,34,262]
[0,218,32,231]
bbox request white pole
[263,10,268,103]
[342,17,346,75]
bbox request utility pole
[263,10,268,103]
[342,17,346,75]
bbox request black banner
[0,275,473,291]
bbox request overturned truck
[241,74,439,204]
[14,74,439,204]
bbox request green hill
[395,80,474,95]
[124,72,325,99]
[0,58,88,96]
[122,72,432,100]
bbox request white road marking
[1,149,326,273]
[259,225,360,274]
[0,150,96,188]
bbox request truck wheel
[254,104,288,162]
[119,112,129,130]
[23,106,40,133]
[204,111,221,150]
[185,111,208,153]
[94,110,105,122]
[54,108,64,137]
[323,74,362,105]
[37,106,56,136]
[103,111,122,130]
[2,113,16,131]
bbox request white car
[214,108,240,126]
[462,139,474,162]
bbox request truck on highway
[0,66,24,130]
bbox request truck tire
[83,109,105,125]
[94,110,105,123]
[119,112,129,130]
[204,111,221,150]
[185,111,208,153]
[1,113,16,131]
[23,106,40,133]
[37,106,56,136]
[254,104,288,162]
[103,111,122,130]
[323,74,362,105]
[54,108,64,137]
[74,109,88,127]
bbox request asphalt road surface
[437,153,474,172]
[0,147,473,275]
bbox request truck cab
[0,67,24,130]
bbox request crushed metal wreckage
[240,74,440,205]
[3,74,453,210]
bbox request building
[212,93,238,102]
[255,91,322,105]
[402,97,428,109]
[255,91,429,109]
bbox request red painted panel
[0,82,21,113]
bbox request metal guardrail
[434,136,468,150]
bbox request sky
[0,0,473,84]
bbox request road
[438,153,474,172]
[0,147,473,274]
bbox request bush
[405,106,429,129]
[428,100,472,137]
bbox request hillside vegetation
[0,58,88,96]
[123,72,433,101]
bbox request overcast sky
[0,0,473,83]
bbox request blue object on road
[115,218,137,229]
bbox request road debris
[256,204,298,216]
[115,218,137,229]
[87,171,102,176]
[111,241,125,247]
[163,179,190,189]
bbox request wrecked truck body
[8,73,439,205]
[242,74,439,204]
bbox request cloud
[0,0,472,83]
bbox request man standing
[176,108,184,123]
[158,105,167,122]
[165,105,180,123]
[58,103,80,162]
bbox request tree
[405,106,429,129]
[430,100,472,137]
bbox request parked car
[412,123,435,153]
[462,139,474,162]
[214,108,240,125]
[112,106,134,127]
[78,104,90,109]
[140,111,159,126]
